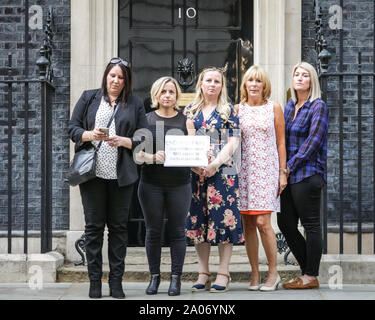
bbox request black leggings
[138,180,192,275]
[79,178,134,281]
[277,174,325,277]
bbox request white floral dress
[238,101,280,212]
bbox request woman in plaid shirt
[277,62,329,290]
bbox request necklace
[108,95,118,105]
[296,100,307,110]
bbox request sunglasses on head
[110,57,131,68]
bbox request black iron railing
[314,0,375,254]
[0,7,55,254]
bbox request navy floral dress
[184,104,244,245]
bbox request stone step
[58,246,300,283]
[57,263,301,283]
[68,246,295,265]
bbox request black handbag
[65,146,98,186]
[65,99,118,186]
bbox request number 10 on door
[178,7,197,19]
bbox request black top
[68,89,148,187]
[140,110,191,187]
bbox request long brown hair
[101,58,133,105]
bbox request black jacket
[68,89,148,187]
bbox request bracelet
[85,131,93,141]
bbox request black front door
[118,0,253,246]
[119,0,253,102]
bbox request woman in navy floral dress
[185,67,244,293]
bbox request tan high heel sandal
[191,272,211,292]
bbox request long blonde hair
[150,76,182,110]
[291,61,321,103]
[240,65,271,104]
[188,67,231,122]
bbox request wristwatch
[279,168,289,175]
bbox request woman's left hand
[278,174,288,196]
[106,135,127,148]
[203,162,219,178]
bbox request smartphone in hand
[98,128,109,137]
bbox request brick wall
[0,0,70,231]
[302,0,374,223]
[1,0,373,232]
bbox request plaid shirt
[284,98,329,184]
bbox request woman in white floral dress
[235,65,287,291]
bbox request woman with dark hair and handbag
[68,57,148,299]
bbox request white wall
[254,0,301,107]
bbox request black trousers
[277,174,325,277]
[79,177,134,281]
[138,180,192,275]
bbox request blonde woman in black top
[136,77,191,296]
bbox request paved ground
[0,282,374,300]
